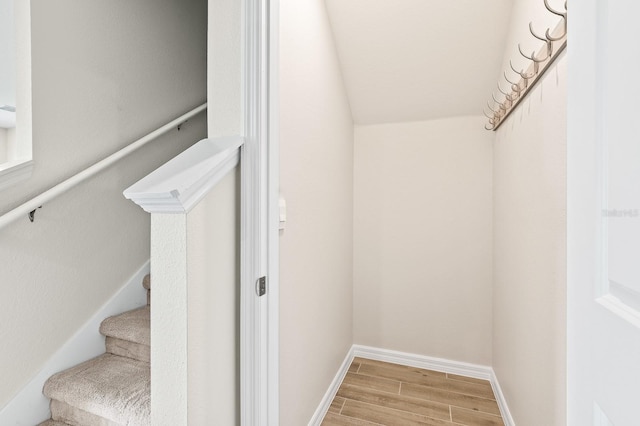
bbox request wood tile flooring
[321,357,505,426]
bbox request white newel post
[123,136,244,425]
[150,213,188,424]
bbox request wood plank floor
[321,357,505,426]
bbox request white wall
[0,0,207,410]
[187,170,239,424]
[492,1,567,424]
[353,116,494,365]
[185,0,241,421]
[493,50,567,426]
[279,0,354,423]
[208,0,240,137]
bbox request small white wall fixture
[124,136,244,424]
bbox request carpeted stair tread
[105,336,150,363]
[50,399,121,426]
[43,353,150,426]
[99,306,149,346]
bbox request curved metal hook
[530,48,549,63]
[510,60,535,81]
[483,109,497,121]
[487,101,501,115]
[543,0,567,41]
[519,44,549,63]
[546,26,566,42]
[503,71,522,93]
[492,94,507,112]
[530,22,554,56]
[543,0,567,19]
[497,83,515,102]
[518,44,534,61]
[517,45,542,74]
[529,22,547,42]
[509,60,521,75]
[497,83,510,97]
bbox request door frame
[240,0,279,424]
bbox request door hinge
[256,276,267,297]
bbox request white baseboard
[353,345,493,381]
[307,347,355,426]
[490,369,516,426]
[310,344,515,426]
[0,261,149,426]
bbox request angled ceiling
[324,0,513,125]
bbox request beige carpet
[44,353,150,425]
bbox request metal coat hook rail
[484,0,567,131]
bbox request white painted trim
[240,0,273,424]
[352,345,493,380]
[597,294,640,330]
[267,0,280,424]
[308,348,355,426]
[0,261,149,426]
[490,369,516,426]
[310,345,516,426]
[0,159,32,192]
[124,136,244,214]
[0,109,16,128]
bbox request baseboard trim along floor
[308,344,515,426]
[308,347,355,425]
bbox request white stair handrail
[0,103,207,229]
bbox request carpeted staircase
[38,275,152,426]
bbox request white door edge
[240,0,278,424]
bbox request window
[0,0,32,191]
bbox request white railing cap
[124,136,244,214]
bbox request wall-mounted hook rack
[484,0,567,131]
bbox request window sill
[0,159,33,192]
